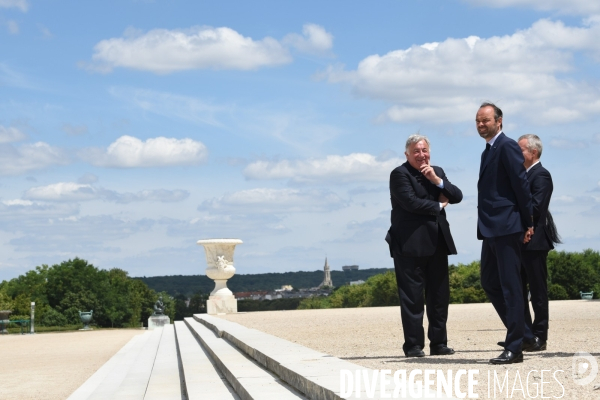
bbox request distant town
[234,259,366,301]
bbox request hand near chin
[420,164,441,185]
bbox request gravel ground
[0,328,144,400]
[1,301,597,399]
[221,300,600,399]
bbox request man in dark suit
[387,134,463,357]
[517,134,560,351]
[476,102,537,364]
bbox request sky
[1,0,600,281]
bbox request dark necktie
[480,143,491,170]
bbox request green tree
[548,250,599,299]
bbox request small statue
[153,296,164,315]
[217,255,228,271]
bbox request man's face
[476,106,502,140]
[518,139,536,168]
[405,140,430,170]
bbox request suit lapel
[527,162,541,179]
[479,132,505,178]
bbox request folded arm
[390,169,440,215]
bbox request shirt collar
[526,159,540,173]
[486,130,503,147]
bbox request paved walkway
[0,329,144,400]
[222,300,600,399]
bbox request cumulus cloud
[324,18,600,124]
[283,23,334,55]
[199,188,347,214]
[85,24,333,74]
[86,26,291,73]
[81,135,208,168]
[23,182,190,204]
[0,125,27,143]
[0,142,68,176]
[0,0,28,12]
[462,0,600,15]
[244,153,403,184]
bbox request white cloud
[0,142,68,176]
[6,20,18,34]
[244,153,403,184]
[324,18,600,124]
[81,135,208,168]
[199,188,347,213]
[283,23,334,55]
[87,26,292,74]
[23,182,190,203]
[0,125,27,143]
[462,0,600,15]
[0,0,28,12]
[24,182,98,202]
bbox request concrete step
[194,314,448,400]
[113,327,164,399]
[67,332,146,400]
[144,325,185,400]
[174,320,238,400]
[184,317,306,400]
[73,330,154,400]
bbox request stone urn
[79,310,93,330]
[197,239,243,314]
[0,310,11,333]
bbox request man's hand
[523,227,534,244]
[439,193,449,208]
[421,163,442,185]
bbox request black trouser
[521,250,549,341]
[480,233,534,353]
[393,234,449,354]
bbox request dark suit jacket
[523,162,555,251]
[387,162,463,257]
[477,133,533,239]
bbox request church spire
[320,257,333,288]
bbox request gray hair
[405,134,431,152]
[518,134,543,158]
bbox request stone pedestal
[206,296,238,314]
[197,239,243,315]
[148,315,170,330]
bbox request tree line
[1,250,597,326]
[298,249,600,309]
[0,258,178,328]
[139,268,391,296]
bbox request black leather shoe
[490,350,523,365]
[406,346,425,358]
[523,337,547,352]
[497,341,505,347]
[430,345,455,355]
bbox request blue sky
[1,0,600,280]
